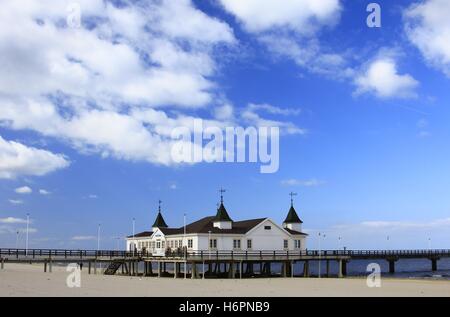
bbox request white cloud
[0,135,70,179]
[0,217,28,224]
[281,178,326,187]
[72,236,97,241]
[241,104,306,135]
[0,0,244,167]
[39,189,51,195]
[354,58,419,99]
[306,217,450,249]
[219,0,341,34]
[404,0,450,77]
[9,199,24,205]
[15,186,33,194]
[88,194,98,199]
[247,103,301,116]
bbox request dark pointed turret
[283,205,303,224]
[214,202,233,222]
[213,188,233,229]
[152,200,168,228]
[283,192,303,232]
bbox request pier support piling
[326,260,330,277]
[1,258,4,270]
[388,259,397,274]
[431,258,438,271]
[303,261,310,278]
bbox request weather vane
[219,188,226,204]
[289,192,297,206]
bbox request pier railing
[1,248,450,261]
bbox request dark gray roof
[214,203,233,222]
[152,212,168,228]
[283,205,303,224]
[127,231,153,238]
[159,216,266,235]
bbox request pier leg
[191,263,197,279]
[88,261,91,274]
[49,260,52,273]
[303,261,310,278]
[338,260,343,278]
[239,262,243,279]
[158,262,161,278]
[1,258,4,270]
[174,262,178,278]
[44,261,47,273]
[203,262,205,279]
[94,261,97,275]
[342,260,347,276]
[326,260,330,278]
[259,262,263,275]
[431,258,438,271]
[291,261,294,278]
[163,262,167,273]
[388,260,396,274]
[282,262,287,277]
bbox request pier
[1,248,449,278]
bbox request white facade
[127,218,307,255]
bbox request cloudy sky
[1,0,450,250]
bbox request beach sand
[0,263,449,297]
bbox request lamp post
[184,213,187,279]
[25,213,29,257]
[428,238,432,250]
[97,223,101,251]
[132,218,135,256]
[15,230,19,249]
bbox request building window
[264,225,271,230]
[156,241,161,249]
[188,239,193,249]
[162,241,165,249]
[295,240,301,249]
[247,239,252,250]
[233,239,241,249]
[283,239,288,249]
[179,239,183,247]
[209,239,217,249]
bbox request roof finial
[219,188,226,204]
[158,199,162,213]
[289,192,297,207]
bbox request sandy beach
[0,263,449,297]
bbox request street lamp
[15,231,19,249]
[97,223,101,251]
[25,213,30,257]
[132,218,135,256]
[428,238,432,250]
[318,232,326,278]
[183,213,187,279]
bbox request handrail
[1,248,449,259]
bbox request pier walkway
[1,248,449,278]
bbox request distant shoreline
[1,263,449,297]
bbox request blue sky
[1,0,450,250]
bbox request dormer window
[264,225,271,230]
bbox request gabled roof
[214,203,232,222]
[152,212,168,228]
[159,216,266,235]
[127,231,153,238]
[283,205,303,224]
